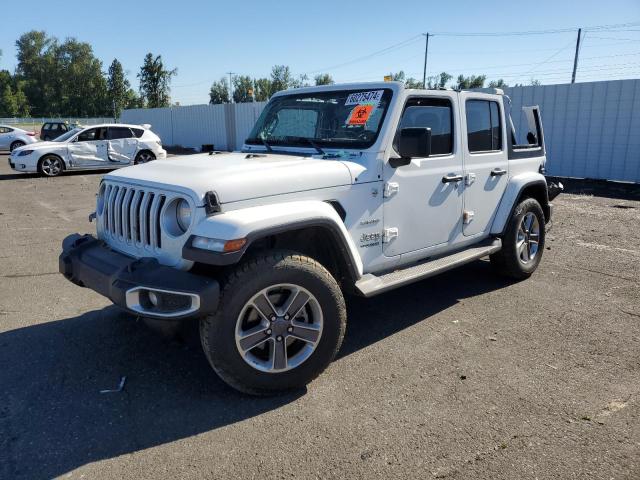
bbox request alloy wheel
[41,157,62,176]
[517,212,540,264]
[235,283,323,373]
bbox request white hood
[106,152,354,203]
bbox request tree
[270,65,293,93]
[456,74,486,89]
[233,75,254,103]
[314,73,334,86]
[426,72,452,89]
[138,53,177,108]
[107,59,130,118]
[386,71,422,88]
[253,78,272,101]
[0,85,18,116]
[488,79,508,88]
[209,77,229,104]
[15,31,56,115]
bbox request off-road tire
[490,197,545,279]
[200,250,346,396]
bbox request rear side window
[131,128,144,138]
[0,127,12,133]
[108,127,134,140]
[466,100,502,152]
[397,97,453,155]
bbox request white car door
[68,127,109,167]
[107,127,137,164]
[0,127,14,149]
[382,93,464,257]
[459,94,509,237]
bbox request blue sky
[2,0,639,105]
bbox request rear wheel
[490,198,545,279]
[10,141,25,152]
[200,251,346,395]
[134,150,156,164]
[38,155,64,177]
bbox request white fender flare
[490,172,549,235]
[185,200,363,279]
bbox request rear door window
[466,100,502,152]
[108,127,134,140]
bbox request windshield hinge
[383,227,399,243]
[383,182,399,198]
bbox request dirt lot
[0,154,638,480]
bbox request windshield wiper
[247,136,273,152]
[282,136,326,155]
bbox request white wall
[121,102,266,151]
[121,80,640,183]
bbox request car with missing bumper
[9,123,166,177]
[59,82,562,395]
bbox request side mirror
[391,127,431,167]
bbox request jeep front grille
[102,184,166,249]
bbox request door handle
[442,174,463,183]
[490,168,507,176]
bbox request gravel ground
[0,154,638,480]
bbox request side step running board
[355,238,502,297]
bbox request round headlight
[176,199,192,232]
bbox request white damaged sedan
[9,123,167,177]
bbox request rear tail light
[27,131,36,136]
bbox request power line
[431,21,640,37]
[302,35,422,75]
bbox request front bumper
[59,234,219,320]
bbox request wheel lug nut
[276,335,283,342]
[284,314,290,320]
[266,329,272,335]
[287,326,293,333]
[270,315,276,322]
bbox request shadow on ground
[0,169,110,181]
[0,261,512,479]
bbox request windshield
[54,128,81,142]
[246,88,393,150]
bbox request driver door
[382,93,464,257]
[68,127,109,167]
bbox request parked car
[9,123,166,177]
[40,121,73,141]
[0,125,38,152]
[60,82,562,395]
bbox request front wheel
[490,198,545,279]
[200,251,346,395]
[38,155,64,177]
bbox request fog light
[148,291,159,306]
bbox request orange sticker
[347,105,374,125]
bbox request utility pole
[571,28,582,84]
[422,33,430,89]
[227,71,236,103]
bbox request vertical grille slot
[98,181,171,252]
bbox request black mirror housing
[397,127,432,160]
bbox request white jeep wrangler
[60,82,561,395]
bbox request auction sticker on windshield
[347,105,374,125]
[345,90,384,106]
